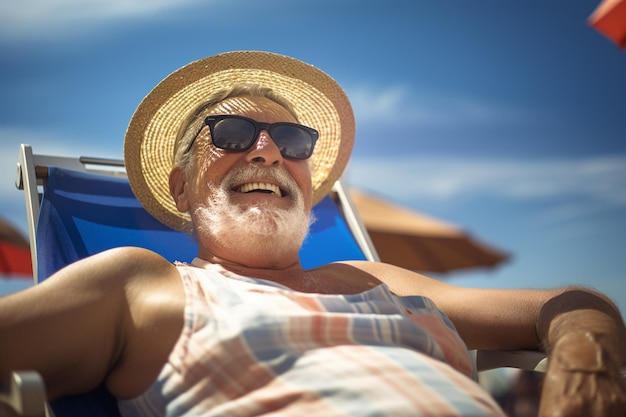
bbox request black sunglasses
[185,115,319,160]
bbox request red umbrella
[589,0,626,48]
[0,218,32,277]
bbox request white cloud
[346,154,626,210]
[346,84,525,127]
[0,0,207,41]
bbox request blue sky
[1,0,625,316]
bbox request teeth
[238,182,283,197]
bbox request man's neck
[195,249,307,284]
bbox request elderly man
[1,51,625,417]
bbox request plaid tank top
[118,258,504,417]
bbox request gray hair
[173,84,299,171]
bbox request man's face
[188,96,314,214]
[175,95,315,264]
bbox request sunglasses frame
[184,114,319,160]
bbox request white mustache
[221,165,301,199]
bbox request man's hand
[538,331,626,417]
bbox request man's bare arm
[0,247,175,400]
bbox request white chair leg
[0,371,48,417]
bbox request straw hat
[124,51,355,231]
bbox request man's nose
[245,130,283,166]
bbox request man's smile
[233,181,285,197]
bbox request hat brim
[124,51,355,231]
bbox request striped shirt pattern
[118,259,504,417]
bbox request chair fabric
[36,166,367,416]
[37,167,198,279]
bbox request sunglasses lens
[207,116,318,160]
[211,118,256,151]
[271,125,317,160]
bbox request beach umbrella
[589,0,626,48]
[350,190,510,274]
[0,218,32,277]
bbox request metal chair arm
[476,349,548,373]
[0,371,50,417]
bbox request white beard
[193,166,313,258]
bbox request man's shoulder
[331,260,450,297]
[74,246,178,288]
[77,247,184,318]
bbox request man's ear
[169,167,190,212]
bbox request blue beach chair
[3,144,547,417]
